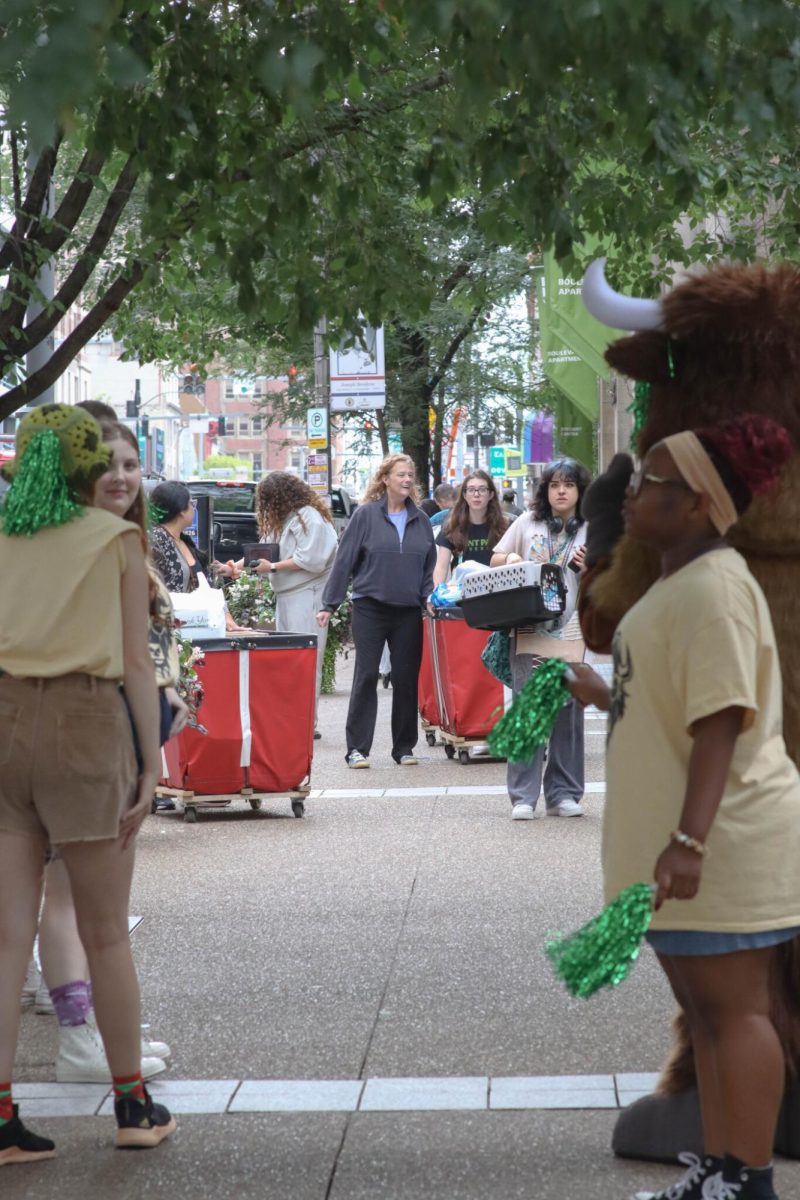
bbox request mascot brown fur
[580,263,800,1159]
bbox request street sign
[489,445,526,478]
[307,407,328,449]
[330,324,386,411]
[307,452,329,492]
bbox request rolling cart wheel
[150,796,158,814]
[184,806,198,823]
[444,744,455,759]
[425,731,436,746]
[291,799,305,818]
[249,797,263,811]
[458,749,470,765]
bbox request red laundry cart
[158,633,317,821]
[424,609,505,764]
[418,613,442,744]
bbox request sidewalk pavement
[10,653,800,1199]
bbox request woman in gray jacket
[318,454,435,769]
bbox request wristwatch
[270,561,277,572]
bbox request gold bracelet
[670,829,709,857]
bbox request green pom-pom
[487,657,570,762]
[1,429,84,536]
[627,380,651,448]
[546,882,654,999]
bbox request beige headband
[662,431,738,535]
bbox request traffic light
[126,377,142,419]
[218,416,227,436]
[140,416,150,438]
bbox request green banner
[536,248,620,473]
[553,392,596,472]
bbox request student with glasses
[491,457,592,820]
[432,471,509,586]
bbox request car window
[186,482,255,513]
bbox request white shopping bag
[170,573,226,640]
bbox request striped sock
[0,1083,12,1124]
[112,1074,146,1103]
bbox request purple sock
[50,980,92,1027]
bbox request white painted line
[310,783,607,799]
[361,1077,488,1111]
[16,1072,659,1117]
[384,787,444,797]
[231,1080,364,1113]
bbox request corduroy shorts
[0,672,137,843]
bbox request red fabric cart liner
[160,641,316,795]
[418,615,441,727]
[428,614,503,739]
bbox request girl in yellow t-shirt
[0,405,175,1165]
[568,415,799,1200]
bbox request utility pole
[313,318,332,496]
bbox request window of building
[252,453,262,479]
[251,416,262,434]
[238,417,250,437]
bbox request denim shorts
[646,926,800,956]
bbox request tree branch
[426,303,484,396]
[0,250,165,419]
[39,149,109,256]
[224,68,452,182]
[1,157,140,358]
[0,138,62,273]
[10,132,22,212]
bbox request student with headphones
[491,458,592,820]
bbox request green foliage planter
[219,572,275,629]
[321,596,352,695]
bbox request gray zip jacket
[322,496,436,611]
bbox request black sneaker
[720,1155,778,1199]
[115,1086,176,1150]
[0,1106,56,1166]
[632,1153,723,1199]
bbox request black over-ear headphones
[548,515,581,536]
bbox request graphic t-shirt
[436,521,494,567]
[604,547,800,932]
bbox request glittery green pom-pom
[546,883,654,999]
[627,380,651,449]
[487,657,570,763]
[1,429,84,536]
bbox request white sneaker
[55,1021,167,1083]
[85,1011,171,1060]
[347,750,370,769]
[396,754,418,766]
[511,803,535,820]
[34,981,55,1015]
[547,799,585,818]
[21,958,41,1008]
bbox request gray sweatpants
[506,652,585,811]
[275,579,329,725]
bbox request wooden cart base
[437,729,503,766]
[421,719,441,747]
[153,783,310,822]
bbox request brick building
[197,376,306,479]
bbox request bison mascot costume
[579,259,800,1162]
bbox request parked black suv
[184,479,355,563]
